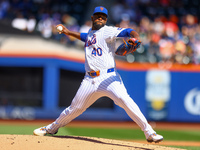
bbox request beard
[93,22,105,30]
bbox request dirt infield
[1,134,184,150]
[0,120,200,148]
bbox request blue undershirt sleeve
[117,28,135,37]
[80,33,88,42]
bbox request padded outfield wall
[0,51,200,122]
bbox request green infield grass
[0,124,199,150]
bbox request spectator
[61,14,79,45]
[11,12,27,31]
[27,15,37,32]
[174,40,187,64]
[37,14,53,39]
[79,20,92,33]
[159,38,175,63]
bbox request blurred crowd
[112,0,200,65]
[1,0,200,64]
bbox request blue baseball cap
[93,6,108,17]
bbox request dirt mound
[0,134,184,150]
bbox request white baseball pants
[46,71,155,138]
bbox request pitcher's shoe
[147,133,163,143]
[33,126,57,136]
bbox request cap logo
[100,7,104,11]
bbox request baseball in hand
[57,26,63,32]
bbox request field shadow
[52,135,152,150]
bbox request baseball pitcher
[33,6,163,143]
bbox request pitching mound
[1,134,183,150]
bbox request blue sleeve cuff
[80,33,87,42]
[117,28,135,37]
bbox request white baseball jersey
[46,25,156,139]
[84,25,123,72]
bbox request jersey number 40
[92,47,102,56]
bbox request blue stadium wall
[0,55,200,122]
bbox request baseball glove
[115,38,141,56]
